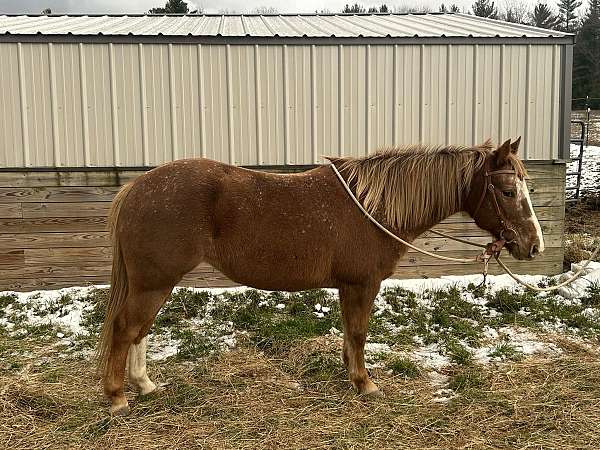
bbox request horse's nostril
[530,244,539,257]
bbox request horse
[97,137,544,416]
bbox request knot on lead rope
[475,239,506,288]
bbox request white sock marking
[127,336,157,395]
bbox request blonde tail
[96,182,134,377]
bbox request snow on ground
[569,144,600,195]
[1,261,600,399]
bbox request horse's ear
[510,136,521,154]
[494,139,512,166]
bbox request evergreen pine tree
[573,0,600,99]
[149,0,189,14]
[557,0,582,31]
[472,0,499,18]
[530,2,560,28]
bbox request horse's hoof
[138,380,157,396]
[359,380,383,397]
[366,388,384,398]
[110,398,130,417]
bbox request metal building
[0,13,573,168]
[0,13,574,291]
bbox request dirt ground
[566,195,600,237]
[564,194,600,267]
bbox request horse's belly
[209,249,333,292]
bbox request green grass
[214,289,342,353]
[386,357,421,378]
[0,294,17,318]
[155,289,213,329]
[448,366,487,393]
[489,343,523,361]
[485,288,538,315]
[582,282,600,307]
[445,340,474,366]
[171,329,216,360]
[4,280,600,449]
[299,351,344,381]
[78,288,108,334]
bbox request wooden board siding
[0,163,566,292]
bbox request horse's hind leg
[339,282,381,395]
[127,336,156,395]
[104,287,171,416]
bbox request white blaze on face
[517,178,545,253]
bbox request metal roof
[0,13,571,39]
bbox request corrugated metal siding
[0,42,562,168]
[0,13,571,39]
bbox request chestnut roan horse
[98,138,544,415]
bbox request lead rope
[329,163,489,264]
[494,246,600,292]
[330,162,600,292]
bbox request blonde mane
[329,141,526,231]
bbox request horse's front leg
[339,282,381,395]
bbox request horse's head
[467,138,545,260]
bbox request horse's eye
[502,190,515,198]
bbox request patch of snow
[432,388,456,403]
[427,371,449,387]
[329,327,342,336]
[556,261,600,299]
[581,308,600,319]
[411,344,450,370]
[483,326,499,340]
[147,332,179,361]
[218,333,237,350]
[364,342,391,355]
[498,327,561,356]
[569,144,600,195]
[2,259,599,388]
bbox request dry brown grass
[564,195,600,268]
[3,338,600,449]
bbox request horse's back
[116,159,349,289]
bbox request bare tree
[502,0,530,23]
[342,3,367,13]
[393,3,432,13]
[368,4,390,12]
[440,3,461,12]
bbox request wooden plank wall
[0,163,565,292]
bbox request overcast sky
[0,0,572,15]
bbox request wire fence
[568,96,599,200]
[572,96,600,111]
